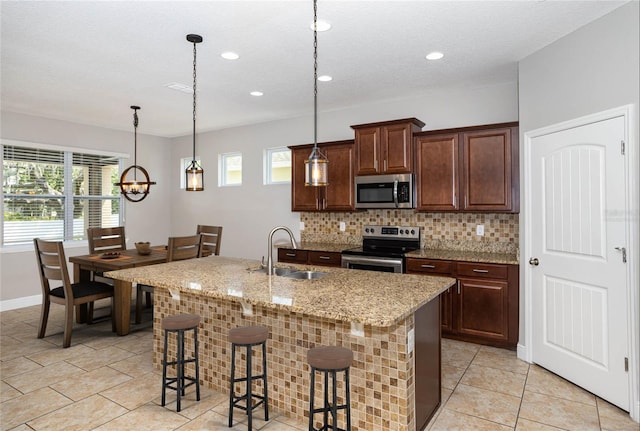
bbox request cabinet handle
[457,280,460,295]
[384,159,387,172]
[472,269,489,273]
[375,159,379,170]
[420,264,436,269]
[286,253,296,257]
[318,256,331,260]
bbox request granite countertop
[405,249,519,265]
[288,242,519,265]
[105,256,454,327]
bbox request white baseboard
[0,294,41,312]
[517,342,531,363]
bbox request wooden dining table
[69,246,167,335]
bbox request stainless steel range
[341,225,420,273]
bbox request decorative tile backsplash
[300,210,519,255]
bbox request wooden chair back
[167,234,203,262]
[34,238,73,303]
[196,225,222,256]
[87,226,126,254]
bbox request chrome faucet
[266,226,298,275]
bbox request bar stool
[161,313,201,412]
[307,346,353,431]
[228,325,270,430]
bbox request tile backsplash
[300,210,519,255]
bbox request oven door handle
[393,179,399,208]
[341,255,403,267]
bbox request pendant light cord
[132,107,139,180]
[192,40,198,162]
[313,0,318,148]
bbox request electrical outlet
[476,224,484,236]
[299,221,305,231]
[339,221,346,232]
[407,328,415,354]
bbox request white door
[529,115,629,410]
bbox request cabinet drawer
[406,258,454,275]
[309,251,342,267]
[456,262,507,279]
[277,248,308,264]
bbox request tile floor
[1,303,638,431]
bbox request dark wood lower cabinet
[407,257,519,349]
[277,248,342,267]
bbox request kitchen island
[106,256,454,430]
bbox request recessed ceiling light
[250,91,263,97]
[221,52,239,60]
[310,20,331,32]
[164,82,193,93]
[318,75,332,82]
[426,52,444,61]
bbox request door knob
[529,257,539,266]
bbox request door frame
[521,104,639,421]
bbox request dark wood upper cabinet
[289,140,355,212]
[352,118,425,175]
[414,123,519,213]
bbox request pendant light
[185,34,204,191]
[115,106,156,202]
[304,0,328,187]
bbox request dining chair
[196,225,222,257]
[135,234,204,323]
[34,238,115,348]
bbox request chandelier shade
[115,106,156,202]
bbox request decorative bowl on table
[135,242,151,255]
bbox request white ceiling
[1,1,627,138]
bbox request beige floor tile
[112,332,154,354]
[3,361,85,394]
[174,409,232,430]
[26,394,128,431]
[0,337,55,362]
[472,346,529,375]
[262,419,308,431]
[428,409,513,431]
[26,343,95,366]
[597,397,640,431]
[526,365,596,406]
[163,389,228,421]
[100,372,163,410]
[0,381,22,403]
[519,390,600,431]
[515,418,567,430]
[91,404,189,431]
[66,345,135,371]
[108,350,156,377]
[0,387,72,431]
[444,383,521,427]
[50,366,132,401]
[441,364,466,390]
[460,363,526,398]
[0,356,42,379]
[441,341,478,369]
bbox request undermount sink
[273,267,298,276]
[280,270,328,280]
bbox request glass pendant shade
[304,146,328,186]
[185,160,204,191]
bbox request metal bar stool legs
[161,314,201,412]
[228,325,270,430]
[308,346,353,431]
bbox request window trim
[1,139,127,249]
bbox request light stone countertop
[105,256,454,327]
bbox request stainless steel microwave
[355,174,414,209]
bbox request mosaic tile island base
[106,256,454,430]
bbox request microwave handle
[393,179,399,208]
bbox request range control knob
[411,229,416,235]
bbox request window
[264,147,291,185]
[219,152,242,186]
[2,143,123,246]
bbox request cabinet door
[324,143,355,211]
[406,258,455,333]
[461,128,513,211]
[354,127,379,175]
[456,277,509,342]
[414,133,459,211]
[381,123,413,174]
[291,147,320,211]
